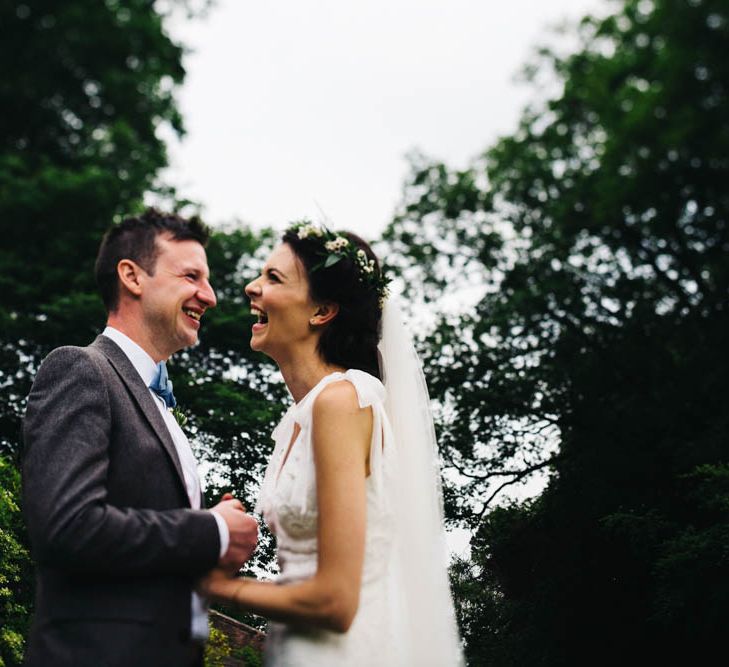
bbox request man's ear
[310,302,339,327]
[117,259,144,298]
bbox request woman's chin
[249,336,272,358]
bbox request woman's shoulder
[311,378,375,448]
[313,377,361,414]
[313,369,386,414]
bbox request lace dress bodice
[255,370,404,666]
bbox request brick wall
[209,609,265,666]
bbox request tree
[0,457,31,667]
[384,0,729,662]
[0,0,189,459]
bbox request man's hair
[94,208,210,312]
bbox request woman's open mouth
[251,305,268,331]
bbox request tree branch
[476,455,560,517]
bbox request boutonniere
[169,406,188,427]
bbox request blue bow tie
[149,361,176,409]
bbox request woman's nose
[245,277,260,298]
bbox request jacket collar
[90,334,188,502]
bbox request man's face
[139,234,216,358]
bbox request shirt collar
[102,326,160,387]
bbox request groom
[22,209,258,667]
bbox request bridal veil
[377,297,464,666]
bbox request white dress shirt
[102,327,229,641]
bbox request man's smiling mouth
[183,308,201,321]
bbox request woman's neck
[278,354,345,403]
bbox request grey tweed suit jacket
[22,335,220,667]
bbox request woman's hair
[282,227,384,379]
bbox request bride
[199,222,463,666]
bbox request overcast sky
[163,0,604,240]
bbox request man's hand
[211,494,258,571]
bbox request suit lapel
[91,335,189,502]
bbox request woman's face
[244,243,318,360]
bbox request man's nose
[199,280,217,308]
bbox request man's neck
[106,314,169,363]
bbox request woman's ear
[310,302,339,327]
[117,259,144,298]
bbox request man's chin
[175,330,199,351]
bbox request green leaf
[324,254,343,268]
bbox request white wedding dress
[255,300,464,667]
[256,369,406,666]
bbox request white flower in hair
[297,223,324,239]
[288,220,390,308]
[325,236,349,252]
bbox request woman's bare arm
[199,380,372,633]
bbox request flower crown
[289,221,390,306]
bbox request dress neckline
[275,372,344,484]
